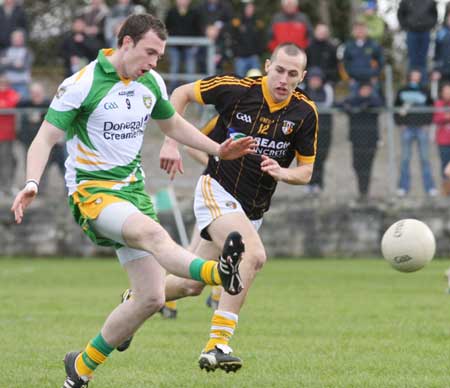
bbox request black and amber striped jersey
[194,74,318,220]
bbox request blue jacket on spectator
[343,38,384,82]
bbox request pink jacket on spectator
[433,99,450,145]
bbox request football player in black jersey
[164,43,319,373]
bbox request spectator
[17,82,65,195]
[394,69,436,197]
[79,0,110,47]
[196,0,234,73]
[165,0,203,92]
[0,29,33,100]
[0,0,27,51]
[60,17,102,77]
[104,0,145,48]
[341,82,383,203]
[196,0,233,30]
[303,67,334,194]
[397,0,437,83]
[359,0,385,45]
[343,20,384,97]
[306,23,338,84]
[433,83,450,196]
[0,73,20,198]
[267,0,312,52]
[432,13,450,88]
[229,0,265,77]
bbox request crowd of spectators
[3,0,450,203]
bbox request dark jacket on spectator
[165,5,204,38]
[304,84,333,131]
[60,32,101,77]
[16,98,49,146]
[343,38,384,82]
[230,13,265,58]
[267,10,312,51]
[341,93,383,146]
[306,38,338,84]
[397,0,437,32]
[394,83,433,127]
[196,0,233,32]
[0,4,27,50]
[434,25,450,78]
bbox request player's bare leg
[63,256,165,387]
[114,215,243,352]
[198,213,266,373]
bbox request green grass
[1,257,450,388]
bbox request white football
[381,219,435,272]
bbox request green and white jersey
[45,49,175,195]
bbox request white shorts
[91,201,151,265]
[194,175,262,240]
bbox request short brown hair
[271,43,307,68]
[117,14,167,47]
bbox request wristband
[25,179,39,191]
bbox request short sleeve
[295,107,318,164]
[194,74,250,113]
[146,70,175,120]
[45,79,84,132]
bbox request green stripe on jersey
[75,154,142,183]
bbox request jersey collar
[98,49,132,84]
[98,49,117,73]
[261,76,292,113]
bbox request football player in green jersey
[11,13,256,388]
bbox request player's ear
[122,35,133,49]
[299,70,307,83]
[264,59,271,73]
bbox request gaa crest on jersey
[143,95,153,109]
[281,120,295,135]
[55,86,67,99]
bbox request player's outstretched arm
[260,155,313,185]
[156,113,256,160]
[11,121,65,223]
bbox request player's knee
[183,281,205,297]
[126,222,171,251]
[246,248,267,272]
[135,293,165,318]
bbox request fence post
[384,64,397,194]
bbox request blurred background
[2,0,450,259]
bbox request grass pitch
[1,257,449,388]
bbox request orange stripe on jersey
[201,81,252,93]
[75,66,88,82]
[296,151,315,164]
[201,75,252,88]
[194,80,205,104]
[102,48,115,57]
[299,96,319,156]
[77,143,98,157]
[201,116,219,136]
[75,156,107,165]
[200,77,254,91]
[200,78,247,89]
[201,176,221,218]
